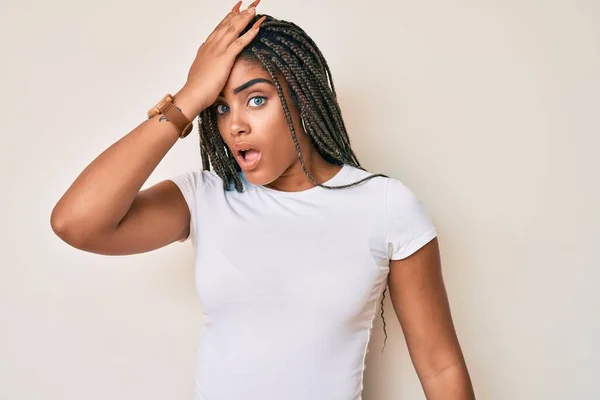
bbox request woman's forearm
[421,361,476,400]
[50,87,200,241]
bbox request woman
[50,1,475,399]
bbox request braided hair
[197,14,391,352]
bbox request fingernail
[232,1,242,12]
[253,15,266,29]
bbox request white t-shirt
[169,164,437,400]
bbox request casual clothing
[169,164,437,400]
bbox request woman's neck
[264,152,342,192]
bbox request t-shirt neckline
[244,164,349,196]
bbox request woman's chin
[242,167,279,187]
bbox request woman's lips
[235,149,261,171]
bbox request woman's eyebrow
[219,78,275,98]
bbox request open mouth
[235,147,262,171]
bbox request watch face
[147,94,173,118]
[156,97,171,109]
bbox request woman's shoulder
[341,164,396,192]
[341,165,427,209]
[168,168,224,195]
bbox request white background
[1,0,599,399]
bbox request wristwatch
[147,94,193,138]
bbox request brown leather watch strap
[148,94,193,138]
[161,101,193,138]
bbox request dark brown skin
[389,238,476,399]
[50,1,475,398]
[50,0,335,255]
[50,1,267,255]
[214,60,340,191]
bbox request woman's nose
[229,113,250,137]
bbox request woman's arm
[50,3,265,255]
[50,88,200,254]
[388,237,476,399]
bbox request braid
[271,35,355,156]
[262,21,337,97]
[250,47,318,186]
[260,37,350,158]
[259,42,345,163]
[198,15,391,348]
[198,106,244,191]
[380,286,389,352]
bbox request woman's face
[214,57,309,187]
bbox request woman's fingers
[183,2,265,109]
[207,1,262,48]
[231,1,242,12]
[206,2,243,43]
[206,11,235,42]
[248,0,261,9]
[251,15,267,30]
[226,15,266,56]
[232,0,259,12]
[213,6,259,47]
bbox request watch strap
[161,101,193,138]
[147,94,193,138]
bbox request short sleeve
[386,178,438,261]
[168,170,211,244]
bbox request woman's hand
[182,1,266,114]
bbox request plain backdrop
[1,0,599,399]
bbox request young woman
[50,1,475,399]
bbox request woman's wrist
[174,86,205,121]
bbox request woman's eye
[248,96,266,107]
[216,104,229,115]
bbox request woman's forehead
[226,59,269,85]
